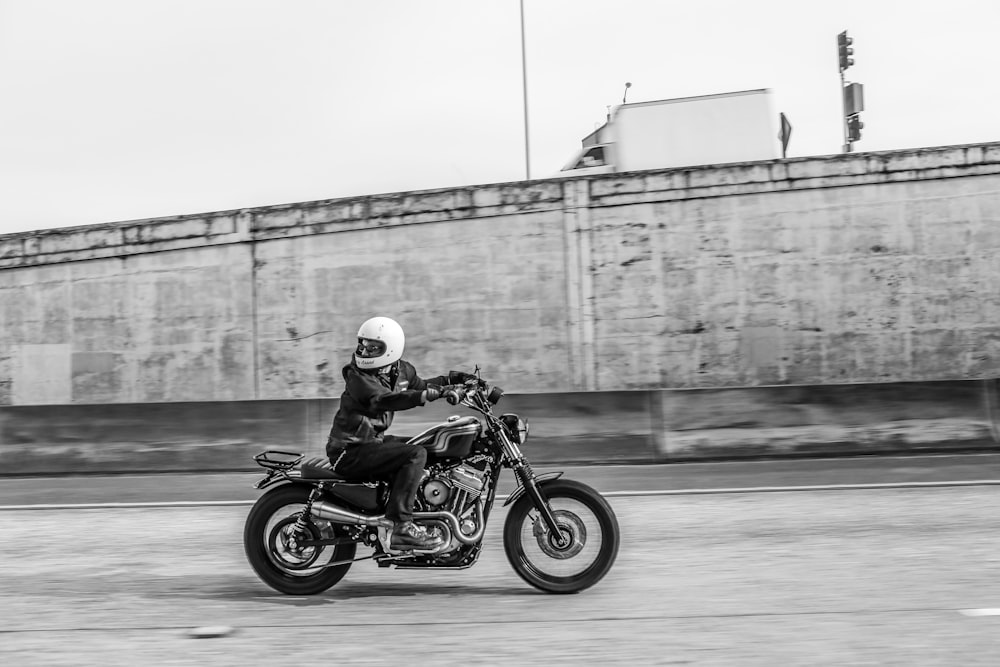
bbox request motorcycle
[243,373,620,595]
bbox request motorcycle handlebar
[441,378,500,406]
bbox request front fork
[511,460,570,548]
[496,425,568,546]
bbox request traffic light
[847,114,863,142]
[838,31,854,71]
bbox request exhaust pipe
[310,500,393,528]
[310,499,484,545]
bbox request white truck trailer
[559,88,782,175]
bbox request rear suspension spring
[292,485,323,535]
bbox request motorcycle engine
[421,476,451,506]
[420,464,487,508]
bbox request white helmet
[354,316,405,370]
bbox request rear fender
[254,470,302,490]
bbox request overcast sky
[1,0,998,235]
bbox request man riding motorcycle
[325,316,477,550]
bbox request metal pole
[840,69,850,153]
[520,0,531,179]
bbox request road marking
[2,479,1000,510]
[0,500,255,511]
[960,609,1000,617]
[609,479,1000,496]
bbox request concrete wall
[1,379,996,474]
[2,142,1000,405]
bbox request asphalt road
[2,453,999,507]
[1,455,999,665]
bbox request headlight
[500,414,529,445]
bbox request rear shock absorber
[292,485,324,536]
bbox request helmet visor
[356,337,387,359]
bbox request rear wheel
[503,478,620,594]
[244,484,358,595]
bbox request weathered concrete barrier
[0,379,996,475]
[657,379,1000,459]
[4,143,1000,403]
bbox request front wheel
[244,484,358,595]
[503,478,620,594]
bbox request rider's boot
[390,520,444,550]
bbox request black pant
[329,435,426,523]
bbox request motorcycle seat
[299,457,348,480]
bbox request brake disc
[532,509,586,559]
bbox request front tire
[503,478,620,593]
[244,484,357,595]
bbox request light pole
[520,0,530,179]
[838,31,852,152]
[837,30,864,152]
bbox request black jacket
[326,359,461,452]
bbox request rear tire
[503,478,619,594]
[244,484,357,595]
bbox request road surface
[1,455,998,665]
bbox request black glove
[424,384,442,403]
[448,371,478,385]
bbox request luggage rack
[253,450,304,472]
